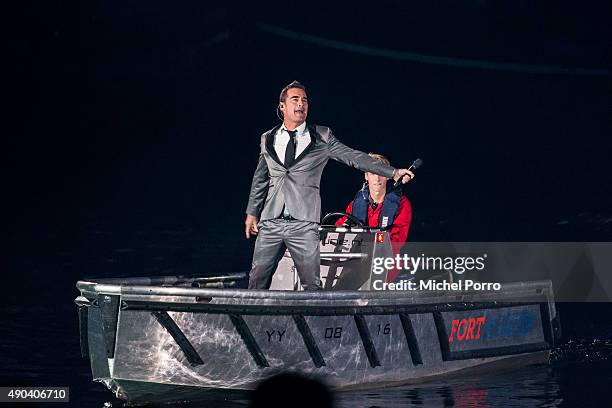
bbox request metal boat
[75,220,561,405]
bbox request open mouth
[295,109,304,114]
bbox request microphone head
[411,158,423,170]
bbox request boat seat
[269,226,393,291]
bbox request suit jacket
[246,124,397,223]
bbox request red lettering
[475,316,486,339]
[457,319,468,340]
[466,317,476,340]
[449,319,459,342]
[449,316,486,342]
[456,388,488,408]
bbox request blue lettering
[477,312,535,340]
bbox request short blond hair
[368,153,390,166]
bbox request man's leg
[248,220,286,289]
[284,221,321,290]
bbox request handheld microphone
[393,158,423,189]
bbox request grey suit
[246,124,397,290]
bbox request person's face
[280,87,308,126]
[365,172,388,195]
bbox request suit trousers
[248,219,322,290]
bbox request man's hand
[393,168,415,184]
[245,214,259,239]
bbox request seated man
[335,153,412,282]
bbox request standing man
[245,81,414,290]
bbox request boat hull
[76,279,560,404]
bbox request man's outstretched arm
[327,131,415,184]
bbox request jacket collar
[264,124,283,167]
[293,125,317,166]
[265,123,318,168]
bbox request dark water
[3,229,611,408]
[1,302,611,408]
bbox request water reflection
[336,365,562,408]
[91,366,564,408]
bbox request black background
[3,2,611,406]
[7,0,611,288]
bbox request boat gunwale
[76,279,554,303]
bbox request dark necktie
[284,130,297,168]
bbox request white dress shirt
[274,121,310,163]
